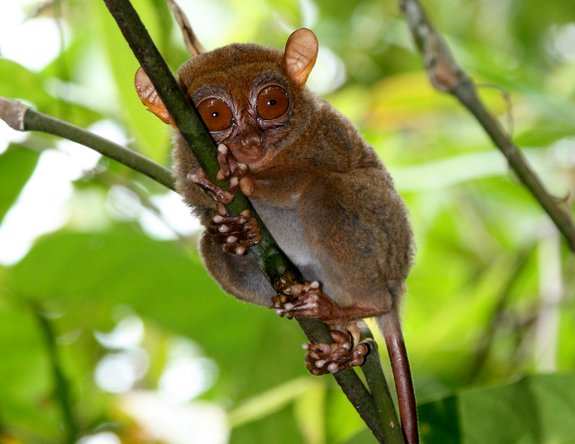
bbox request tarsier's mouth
[229,145,268,167]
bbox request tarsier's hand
[187,143,255,205]
[208,203,261,255]
[187,168,235,204]
[215,144,255,197]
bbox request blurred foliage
[0,0,574,443]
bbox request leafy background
[0,0,574,443]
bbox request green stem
[24,109,175,191]
[362,341,404,443]
[31,304,78,444]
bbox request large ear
[134,66,175,126]
[283,28,318,87]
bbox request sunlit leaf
[0,145,39,225]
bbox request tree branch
[0,98,175,191]
[399,0,575,252]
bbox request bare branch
[0,98,175,190]
[0,97,28,131]
[167,0,206,57]
[399,0,575,252]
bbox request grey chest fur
[249,197,326,285]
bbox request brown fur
[173,42,414,312]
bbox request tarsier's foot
[272,281,335,320]
[304,325,370,375]
[208,203,261,255]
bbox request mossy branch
[399,0,575,253]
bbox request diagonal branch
[399,0,575,253]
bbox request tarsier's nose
[240,126,262,151]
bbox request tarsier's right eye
[257,85,289,120]
[197,98,233,131]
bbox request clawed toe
[208,204,261,255]
[304,326,370,375]
[272,281,332,319]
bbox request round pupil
[211,111,219,118]
[268,99,277,106]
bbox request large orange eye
[257,86,289,120]
[197,98,233,131]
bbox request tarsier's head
[135,28,318,168]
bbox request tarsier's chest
[249,197,326,284]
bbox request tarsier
[136,29,417,443]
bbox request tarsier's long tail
[378,312,419,444]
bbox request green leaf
[229,377,322,428]
[417,395,461,444]
[230,404,304,444]
[419,374,575,444]
[0,59,53,106]
[0,60,101,128]
[0,145,40,225]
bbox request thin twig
[467,244,535,383]
[31,303,79,444]
[399,0,575,253]
[0,97,175,190]
[167,0,206,57]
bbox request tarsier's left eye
[257,86,289,120]
[197,97,233,131]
